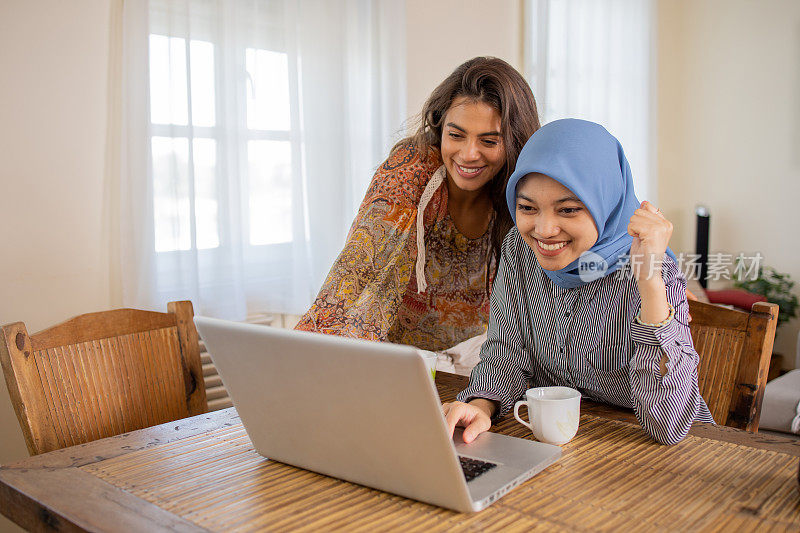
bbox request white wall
[657,0,800,366]
[0,0,114,494]
[0,1,115,332]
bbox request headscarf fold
[505,119,672,289]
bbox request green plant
[734,264,798,329]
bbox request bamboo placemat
[83,411,800,532]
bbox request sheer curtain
[525,0,655,201]
[117,0,406,320]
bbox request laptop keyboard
[459,456,498,482]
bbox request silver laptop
[194,317,561,512]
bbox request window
[120,0,406,318]
[148,0,297,255]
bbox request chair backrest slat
[688,300,778,432]
[30,309,177,352]
[694,325,745,422]
[1,301,207,455]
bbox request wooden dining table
[1,371,798,532]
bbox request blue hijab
[505,119,672,289]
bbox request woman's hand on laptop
[442,399,497,443]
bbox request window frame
[147,1,304,284]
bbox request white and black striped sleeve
[628,261,713,445]
[456,237,532,420]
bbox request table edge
[0,466,206,532]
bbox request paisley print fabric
[295,143,491,351]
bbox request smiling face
[515,173,599,271]
[440,97,506,195]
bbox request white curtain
[117,0,406,320]
[526,0,655,201]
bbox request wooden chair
[689,299,779,432]
[0,301,207,455]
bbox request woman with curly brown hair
[295,57,540,353]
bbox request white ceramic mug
[513,386,581,445]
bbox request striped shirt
[457,228,714,445]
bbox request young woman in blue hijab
[443,119,713,445]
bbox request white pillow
[760,369,800,434]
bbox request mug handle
[514,401,532,430]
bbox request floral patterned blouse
[294,143,492,351]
